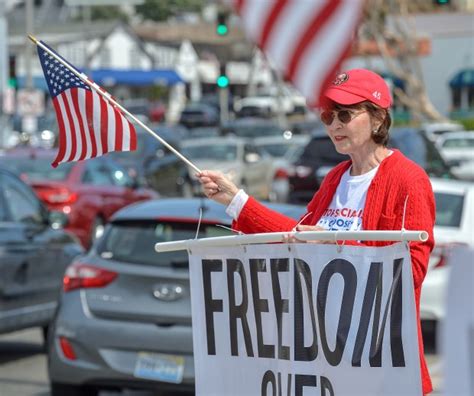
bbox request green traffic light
[217,75,229,88]
[216,24,228,36]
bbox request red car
[0,148,159,248]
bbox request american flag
[230,0,365,107]
[37,42,136,168]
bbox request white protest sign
[443,246,474,396]
[189,242,421,396]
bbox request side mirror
[48,211,69,229]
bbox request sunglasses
[320,109,366,126]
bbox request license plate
[134,352,184,383]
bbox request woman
[197,68,435,395]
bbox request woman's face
[322,105,377,156]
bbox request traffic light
[8,55,17,89]
[433,0,450,4]
[216,64,229,88]
[216,11,229,36]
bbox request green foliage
[91,6,128,22]
[457,118,474,130]
[135,0,205,22]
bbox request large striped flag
[229,0,365,107]
[37,42,136,168]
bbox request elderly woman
[197,68,435,395]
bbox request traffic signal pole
[219,84,229,125]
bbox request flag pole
[154,230,429,253]
[28,34,201,173]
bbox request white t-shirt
[316,165,379,231]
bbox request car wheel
[50,382,99,396]
[91,217,105,244]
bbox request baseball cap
[322,69,392,109]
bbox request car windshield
[434,192,464,227]
[389,130,453,178]
[259,143,301,158]
[300,137,348,163]
[225,124,282,138]
[0,157,73,181]
[97,220,232,267]
[182,144,238,161]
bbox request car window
[389,130,453,178]
[443,138,474,148]
[182,144,238,161]
[1,173,44,224]
[97,221,233,267]
[82,161,114,185]
[300,137,348,163]
[106,162,134,187]
[0,157,73,181]
[434,191,464,227]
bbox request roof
[449,69,474,88]
[88,69,183,87]
[111,198,305,223]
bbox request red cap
[322,69,392,109]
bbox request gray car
[0,166,83,338]
[47,198,305,395]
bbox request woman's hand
[196,170,240,206]
[281,225,335,244]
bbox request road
[0,327,443,396]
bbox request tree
[135,0,204,22]
[361,0,448,121]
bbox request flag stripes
[36,42,136,168]
[51,88,136,167]
[231,0,364,107]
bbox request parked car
[109,125,193,197]
[435,131,474,181]
[220,117,287,140]
[0,166,84,336]
[288,127,456,203]
[178,103,219,128]
[47,198,305,395]
[181,136,274,199]
[421,121,464,142]
[0,148,158,248]
[253,135,310,202]
[420,178,474,333]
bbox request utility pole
[25,0,34,89]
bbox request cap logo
[332,73,349,86]
[372,91,381,100]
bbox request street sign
[17,88,45,117]
[65,0,144,5]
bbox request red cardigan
[233,149,435,394]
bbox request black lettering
[202,259,223,355]
[295,374,317,396]
[250,258,275,358]
[390,258,405,366]
[261,370,276,396]
[352,259,406,367]
[270,258,290,360]
[320,376,335,396]
[293,259,318,362]
[227,259,254,357]
[317,259,357,366]
[352,262,383,367]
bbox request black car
[178,103,219,129]
[288,127,455,203]
[109,125,193,197]
[0,166,84,337]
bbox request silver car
[47,198,305,395]
[181,136,274,200]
